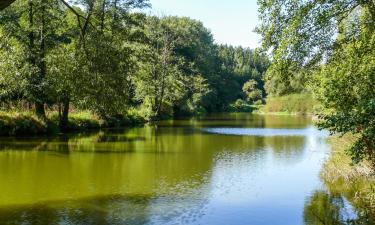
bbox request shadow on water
[0,183,212,225]
[0,194,157,225]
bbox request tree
[56,0,149,120]
[242,79,263,103]
[0,0,68,118]
[134,17,183,118]
[314,9,375,168]
[257,0,375,96]
[258,0,375,167]
[0,27,27,104]
[1,1,269,127]
[134,16,212,119]
[217,45,269,107]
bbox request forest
[0,0,269,132]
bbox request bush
[0,112,47,135]
[0,110,147,136]
[228,99,254,112]
[67,111,103,130]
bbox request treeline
[0,0,269,129]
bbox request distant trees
[134,17,269,117]
[217,45,269,107]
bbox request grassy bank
[259,93,315,115]
[322,135,375,220]
[0,110,145,136]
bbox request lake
[0,113,361,224]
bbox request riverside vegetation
[257,0,375,222]
[1,0,375,223]
[0,0,269,135]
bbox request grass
[260,93,315,115]
[322,135,375,219]
[0,111,48,135]
[0,109,146,136]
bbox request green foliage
[0,109,145,135]
[134,16,189,119]
[0,1,270,133]
[228,99,254,113]
[314,10,375,166]
[0,27,27,102]
[133,17,268,118]
[0,112,47,135]
[257,0,375,96]
[263,94,314,114]
[258,0,375,167]
[216,45,269,109]
[263,61,309,96]
[242,79,263,103]
[321,136,375,222]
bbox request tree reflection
[304,191,372,225]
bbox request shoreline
[0,111,145,137]
[0,110,318,137]
[322,135,375,221]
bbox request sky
[146,0,262,49]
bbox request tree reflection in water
[304,190,373,225]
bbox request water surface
[0,114,362,224]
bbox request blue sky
[146,0,261,49]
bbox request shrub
[228,99,254,112]
[0,112,47,135]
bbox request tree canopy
[0,1,269,126]
[257,0,375,167]
[257,0,375,96]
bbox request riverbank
[258,93,316,115]
[0,110,145,136]
[322,135,375,220]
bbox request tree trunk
[36,0,46,118]
[100,0,106,32]
[35,102,45,118]
[28,0,46,118]
[28,0,34,64]
[59,97,70,131]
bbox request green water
[0,114,367,224]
